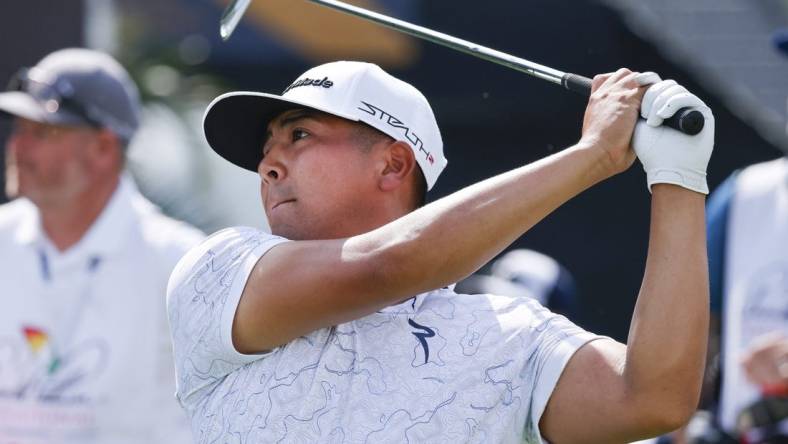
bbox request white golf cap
[203,61,447,190]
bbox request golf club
[219,0,705,135]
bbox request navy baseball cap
[0,48,141,142]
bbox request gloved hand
[632,79,715,194]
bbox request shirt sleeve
[166,226,289,410]
[519,298,602,443]
[706,172,737,315]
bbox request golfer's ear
[379,140,416,192]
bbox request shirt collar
[12,199,39,246]
[378,284,456,314]
[14,174,139,258]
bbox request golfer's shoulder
[167,226,287,299]
[441,288,558,323]
[455,289,593,342]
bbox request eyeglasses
[7,67,103,129]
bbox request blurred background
[1,0,786,341]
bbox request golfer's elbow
[630,384,700,436]
[650,398,697,434]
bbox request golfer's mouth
[271,199,296,211]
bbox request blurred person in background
[672,29,788,444]
[456,249,580,319]
[0,48,202,443]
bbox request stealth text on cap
[283,77,334,94]
[358,101,435,166]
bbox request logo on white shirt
[408,318,435,365]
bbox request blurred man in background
[677,29,788,444]
[0,48,202,443]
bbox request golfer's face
[259,109,379,240]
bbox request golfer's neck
[349,201,413,238]
[39,176,120,252]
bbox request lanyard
[37,248,102,375]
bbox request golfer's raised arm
[232,69,654,354]
[540,75,715,442]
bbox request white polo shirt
[168,227,600,443]
[0,176,204,444]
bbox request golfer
[168,61,714,443]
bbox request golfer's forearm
[624,185,708,421]
[351,142,613,298]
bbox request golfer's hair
[351,121,427,209]
[350,121,392,153]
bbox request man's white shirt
[168,227,601,443]
[0,176,203,444]
[720,158,788,431]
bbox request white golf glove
[632,78,715,194]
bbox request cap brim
[0,91,49,122]
[203,91,359,172]
[0,91,94,128]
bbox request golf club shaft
[305,0,704,135]
[220,0,252,41]
[310,0,566,85]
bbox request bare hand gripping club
[220,0,705,136]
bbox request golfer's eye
[292,129,309,142]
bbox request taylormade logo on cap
[203,61,448,190]
[282,77,334,94]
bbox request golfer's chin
[269,215,346,241]
[266,205,353,240]
[267,217,311,241]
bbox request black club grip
[561,73,704,136]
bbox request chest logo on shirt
[0,325,109,404]
[408,318,435,365]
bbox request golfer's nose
[259,143,287,185]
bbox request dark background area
[0,0,782,340]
